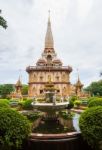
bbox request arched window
[47,55,52,64]
[40,76,43,81]
[56,76,59,81]
[33,74,37,81]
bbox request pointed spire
[75,69,83,87]
[45,10,54,49]
[15,76,22,87]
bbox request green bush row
[88,99,102,107]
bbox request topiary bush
[69,96,77,102]
[0,99,9,104]
[22,99,33,110]
[88,99,102,107]
[67,99,74,109]
[0,99,10,108]
[88,97,102,104]
[0,102,10,108]
[79,106,102,150]
[0,108,31,150]
[74,100,81,108]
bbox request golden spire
[45,10,54,49]
[75,69,83,87]
[15,76,22,87]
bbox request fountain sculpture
[32,76,69,120]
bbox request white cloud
[77,0,93,19]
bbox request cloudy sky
[0,0,102,87]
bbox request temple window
[33,74,37,80]
[40,90,43,94]
[40,76,43,81]
[56,76,59,81]
[57,90,60,93]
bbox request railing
[26,65,72,71]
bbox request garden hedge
[88,99,102,107]
[79,106,102,150]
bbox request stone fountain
[30,77,81,150]
[32,76,69,120]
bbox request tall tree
[0,10,7,29]
[85,80,102,96]
[0,84,14,98]
[22,85,28,95]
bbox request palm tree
[0,10,7,29]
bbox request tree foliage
[0,84,14,98]
[0,108,31,149]
[85,80,102,96]
[22,85,28,95]
[0,10,7,29]
[79,106,102,150]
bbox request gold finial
[77,68,80,81]
[48,10,51,23]
[48,10,50,17]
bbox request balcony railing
[26,65,72,72]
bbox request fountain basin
[32,102,69,112]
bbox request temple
[26,13,83,98]
[10,77,22,99]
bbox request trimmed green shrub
[0,99,10,108]
[0,102,10,108]
[79,106,102,150]
[66,99,74,109]
[69,96,77,102]
[88,99,102,107]
[68,100,74,109]
[0,99,9,104]
[0,108,31,149]
[66,96,77,109]
[74,100,81,107]
[22,99,33,110]
[88,97,102,104]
